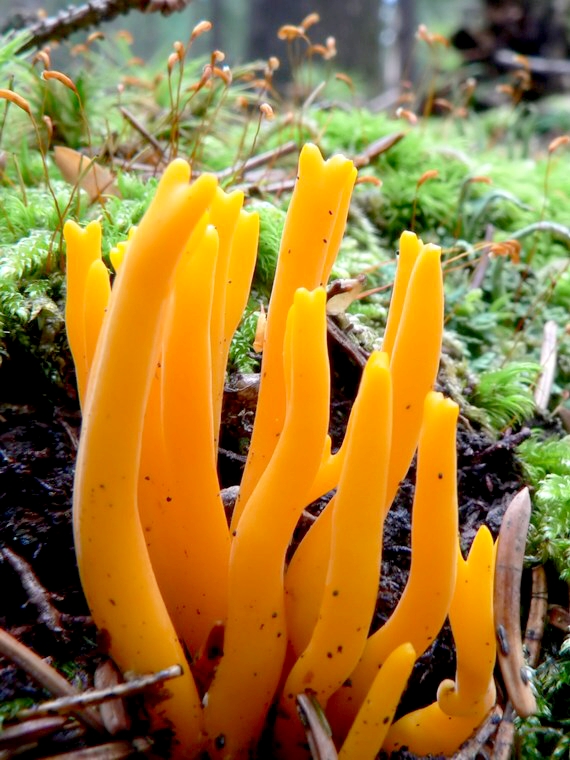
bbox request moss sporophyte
[65,144,517,758]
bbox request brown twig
[452,704,503,759]
[352,132,406,168]
[216,140,298,181]
[1,546,64,636]
[9,0,193,52]
[0,627,104,733]
[491,702,516,760]
[119,107,165,160]
[494,487,537,718]
[17,665,182,720]
[470,427,532,464]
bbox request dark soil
[0,330,528,758]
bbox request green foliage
[469,361,539,428]
[228,302,261,374]
[517,650,570,760]
[526,474,570,580]
[518,435,570,486]
[0,31,32,71]
[0,697,36,728]
[248,201,285,297]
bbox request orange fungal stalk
[65,143,509,760]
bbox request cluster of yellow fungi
[65,144,498,759]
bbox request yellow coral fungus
[65,144,513,760]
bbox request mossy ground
[0,17,569,759]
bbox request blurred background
[3,0,570,100]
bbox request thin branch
[1,546,64,636]
[17,665,182,720]
[524,565,548,668]
[0,627,104,733]
[8,0,193,52]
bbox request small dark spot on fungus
[271,612,278,618]
[337,645,343,653]
[328,209,333,215]
[405,404,411,410]
[99,483,105,489]
[332,589,339,596]
[277,631,282,638]
[382,716,390,724]
[438,472,443,479]
[323,238,328,244]
[109,598,116,606]
[327,652,333,659]
[343,678,352,687]
[214,734,226,750]
[166,496,172,502]
[144,475,150,481]
[97,628,112,653]
[259,623,265,630]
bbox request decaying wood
[493,487,537,718]
[6,0,193,53]
[524,565,548,668]
[548,604,570,632]
[0,626,105,733]
[94,660,131,736]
